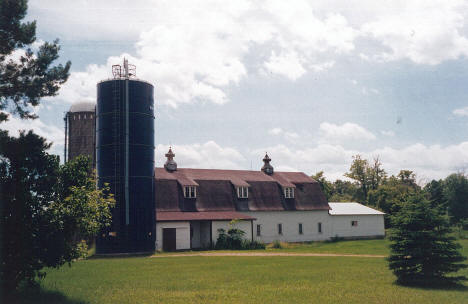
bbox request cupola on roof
[164,147,177,172]
[261,153,274,175]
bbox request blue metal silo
[96,59,155,253]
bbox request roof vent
[261,153,274,175]
[164,147,177,172]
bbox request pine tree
[388,194,467,286]
[0,0,70,122]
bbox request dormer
[283,187,295,199]
[183,185,197,198]
[236,186,249,199]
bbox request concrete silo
[64,102,96,166]
[95,59,155,253]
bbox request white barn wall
[211,220,253,245]
[155,222,191,251]
[191,221,201,248]
[330,215,385,238]
[244,211,331,243]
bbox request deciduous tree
[443,173,468,224]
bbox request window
[278,223,283,235]
[351,221,358,227]
[256,224,261,236]
[298,223,303,234]
[284,187,294,198]
[184,186,197,198]
[237,186,249,198]
[318,222,322,233]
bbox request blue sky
[5,0,468,182]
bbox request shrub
[215,227,265,250]
[328,235,343,243]
[241,240,266,250]
[271,240,283,249]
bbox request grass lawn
[13,239,468,304]
[155,238,468,257]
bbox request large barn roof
[155,167,330,213]
[328,203,385,215]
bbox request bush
[328,235,343,243]
[215,228,265,250]
[271,240,283,249]
[241,240,266,250]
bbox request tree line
[312,155,468,227]
[313,155,467,286]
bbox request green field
[14,239,468,304]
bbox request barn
[155,148,385,251]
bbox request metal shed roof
[328,202,385,215]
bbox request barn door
[162,228,176,251]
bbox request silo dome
[64,101,96,165]
[69,101,96,112]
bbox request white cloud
[252,141,468,182]
[319,122,376,143]
[360,0,468,64]
[156,141,246,169]
[1,112,64,155]
[453,106,468,116]
[268,127,300,142]
[36,0,358,107]
[263,51,306,80]
[380,130,395,137]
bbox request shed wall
[330,214,385,238]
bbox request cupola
[164,147,177,172]
[261,153,274,175]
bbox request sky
[4,0,468,182]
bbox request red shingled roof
[155,167,330,212]
[156,211,255,221]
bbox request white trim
[184,186,197,198]
[237,186,249,198]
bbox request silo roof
[69,101,96,112]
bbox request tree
[0,0,70,122]
[388,194,467,286]
[443,173,468,224]
[311,171,333,200]
[397,170,417,189]
[424,179,447,209]
[329,179,357,202]
[368,156,386,191]
[344,155,386,203]
[0,140,114,292]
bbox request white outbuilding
[328,202,385,239]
